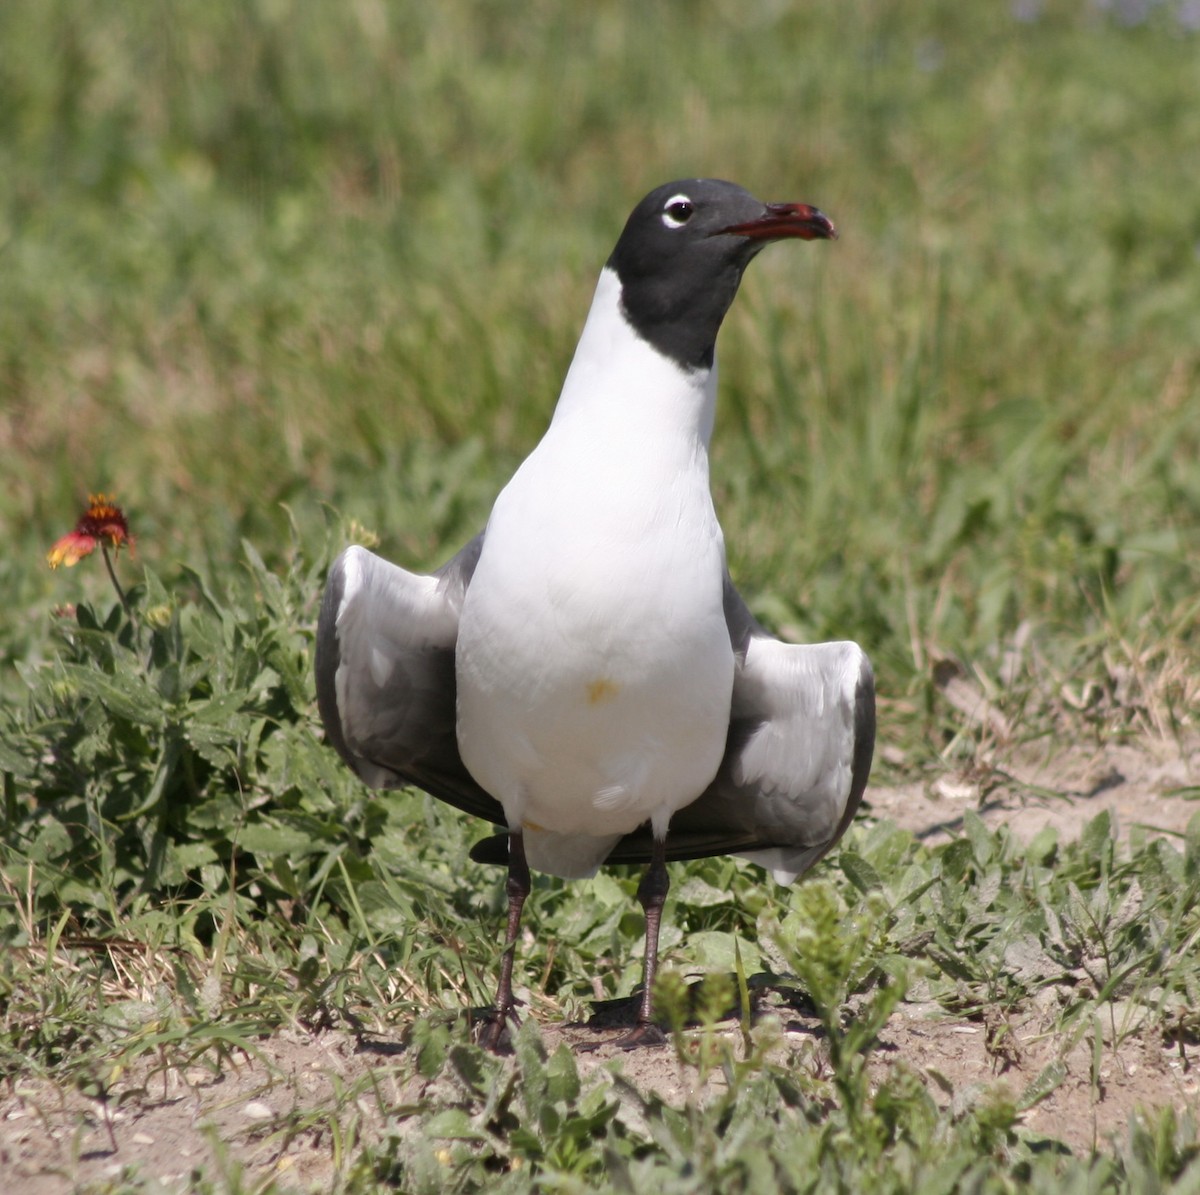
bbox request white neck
[547,267,718,450]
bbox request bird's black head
[605,179,836,372]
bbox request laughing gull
[315,179,875,1048]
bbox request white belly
[455,472,733,853]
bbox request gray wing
[315,536,505,825]
[591,575,875,880]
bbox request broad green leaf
[1081,810,1113,862]
[425,1109,488,1142]
[840,850,883,894]
[235,822,316,858]
[685,930,762,974]
[673,875,735,908]
[962,809,994,866]
[59,663,165,728]
[1017,1060,1068,1111]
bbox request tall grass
[4,1,1195,729]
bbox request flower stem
[101,542,134,622]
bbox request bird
[315,178,875,1050]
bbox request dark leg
[615,836,670,1049]
[477,829,530,1052]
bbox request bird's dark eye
[661,198,695,229]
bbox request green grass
[2,0,1200,1190]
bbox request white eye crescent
[661,195,695,229]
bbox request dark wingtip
[315,558,356,770]
[470,833,511,866]
[850,655,876,809]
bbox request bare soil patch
[870,735,1197,847]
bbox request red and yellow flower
[47,494,135,569]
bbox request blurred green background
[2,8,1199,1183]
[3,0,1198,747]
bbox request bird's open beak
[713,203,837,242]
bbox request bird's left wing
[315,537,505,825]
[596,577,875,880]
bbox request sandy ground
[3,736,1197,1191]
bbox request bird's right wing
[315,538,505,825]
